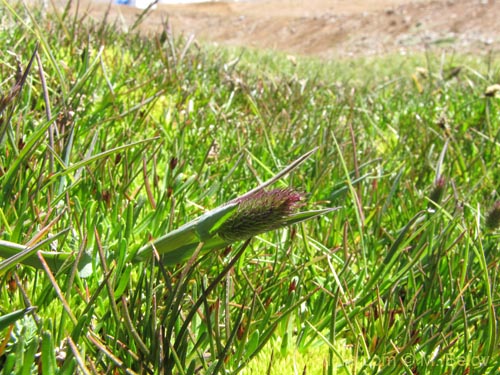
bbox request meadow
[1,2,500,374]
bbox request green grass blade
[0,307,36,331]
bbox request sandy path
[72,0,500,57]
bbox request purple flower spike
[217,188,305,243]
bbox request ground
[72,0,499,58]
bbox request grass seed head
[486,200,500,230]
[217,188,304,243]
[428,176,446,208]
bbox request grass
[1,1,500,374]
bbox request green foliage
[1,1,500,374]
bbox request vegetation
[1,1,500,374]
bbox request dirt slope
[78,0,499,58]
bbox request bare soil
[78,0,499,58]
